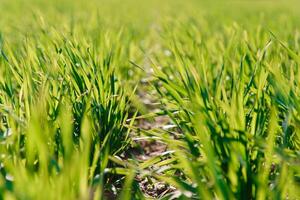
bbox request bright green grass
[1,0,300,199]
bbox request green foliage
[1,0,300,199]
[152,18,300,199]
[0,22,135,199]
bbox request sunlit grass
[1,0,300,199]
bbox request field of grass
[1,0,300,199]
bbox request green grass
[1,0,300,199]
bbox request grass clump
[0,28,135,199]
[151,21,300,199]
